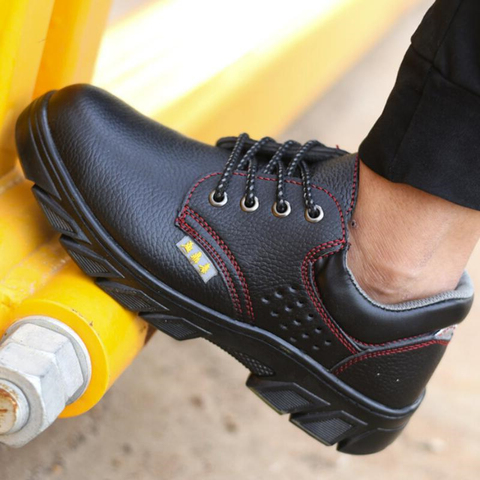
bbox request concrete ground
[1,1,478,478]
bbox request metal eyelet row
[208,190,323,223]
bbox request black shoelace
[210,134,341,222]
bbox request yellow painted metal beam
[34,0,113,97]
[0,0,55,176]
[0,173,52,279]
[13,263,148,417]
[0,0,150,417]
[0,0,59,326]
[95,0,422,144]
[162,0,421,143]
[0,240,66,323]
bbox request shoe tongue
[216,136,348,162]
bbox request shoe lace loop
[212,134,341,220]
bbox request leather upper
[41,84,474,407]
[47,85,237,318]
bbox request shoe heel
[248,373,410,455]
[336,426,405,455]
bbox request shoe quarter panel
[179,171,356,367]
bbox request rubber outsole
[15,94,421,455]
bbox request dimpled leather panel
[182,167,358,367]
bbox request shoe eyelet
[240,195,259,212]
[209,190,228,207]
[305,205,324,223]
[272,201,291,218]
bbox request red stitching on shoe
[177,218,244,318]
[296,181,356,354]
[185,206,255,323]
[346,154,359,215]
[301,243,357,354]
[179,219,243,316]
[180,170,350,342]
[185,172,223,206]
[354,332,431,348]
[183,170,348,241]
[181,171,447,351]
[181,170,457,351]
[180,170,351,344]
[332,340,449,376]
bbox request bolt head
[0,319,91,447]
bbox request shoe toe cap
[45,84,230,293]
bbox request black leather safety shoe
[16,85,473,454]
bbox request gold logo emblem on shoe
[176,236,218,283]
[190,251,202,264]
[181,240,194,254]
[199,263,211,275]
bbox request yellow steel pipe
[11,261,148,417]
[34,0,113,97]
[0,238,64,326]
[0,0,151,418]
[0,0,55,177]
[0,172,60,324]
[0,174,53,279]
[0,181,148,416]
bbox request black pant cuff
[359,47,480,211]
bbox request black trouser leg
[359,0,480,211]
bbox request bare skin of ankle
[347,162,480,304]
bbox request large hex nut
[0,317,91,447]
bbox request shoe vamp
[50,109,234,311]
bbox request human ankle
[347,162,480,304]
